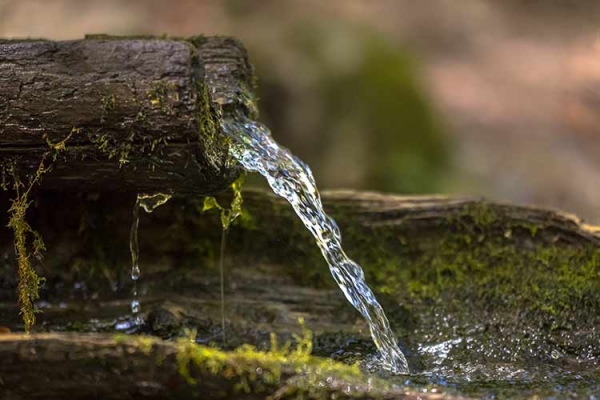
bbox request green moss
[231,194,600,325]
[342,209,600,325]
[108,326,395,398]
[146,81,179,114]
[175,319,366,394]
[460,202,499,228]
[93,80,180,168]
[89,132,132,167]
[100,94,116,123]
[6,161,50,331]
[196,80,221,143]
[368,233,599,314]
[236,81,260,120]
[3,131,77,331]
[203,174,246,229]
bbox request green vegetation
[146,81,179,114]
[231,195,600,329]
[3,130,76,331]
[174,319,366,395]
[203,174,246,229]
[109,321,378,398]
[6,160,47,332]
[100,94,116,123]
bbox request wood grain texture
[0,36,255,194]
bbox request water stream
[129,193,172,325]
[219,227,228,346]
[222,111,410,374]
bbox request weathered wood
[0,333,446,400]
[0,36,255,194]
[0,190,597,398]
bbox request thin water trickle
[202,177,244,346]
[129,193,172,325]
[222,112,410,374]
[219,227,228,346]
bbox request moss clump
[94,80,182,168]
[6,165,47,332]
[100,94,116,123]
[175,319,366,395]
[366,230,600,316]
[109,322,381,398]
[6,159,50,332]
[146,81,179,114]
[4,131,76,331]
[89,132,132,167]
[198,80,219,139]
[323,201,600,325]
[203,173,246,229]
[227,193,600,327]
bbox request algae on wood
[0,36,256,194]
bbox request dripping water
[222,112,410,374]
[129,198,141,325]
[203,178,244,346]
[129,193,172,325]
[219,227,228,346]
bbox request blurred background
[2,0,600,223]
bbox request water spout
[222,112,409,374]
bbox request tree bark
[0,36,255,194]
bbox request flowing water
[129,193,172,325]
[222,111,410,374]
[219,227,228,346]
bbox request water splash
[222,112,410,374]
[129,193,172,325]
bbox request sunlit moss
[203,173,246,229]
[233,193,600,324]
[175,318,364,393]
[109,324,390,397]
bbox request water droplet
[131,300,140,314]
[131,264,140,280]
[115,320,132,331]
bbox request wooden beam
[0,36,255,194]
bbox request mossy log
[0,333,447,400]
[0,189,598,397]
[0,36,255,194]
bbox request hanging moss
[6,162,47,332]
[4,131,76,331]
[203,173,246,229]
